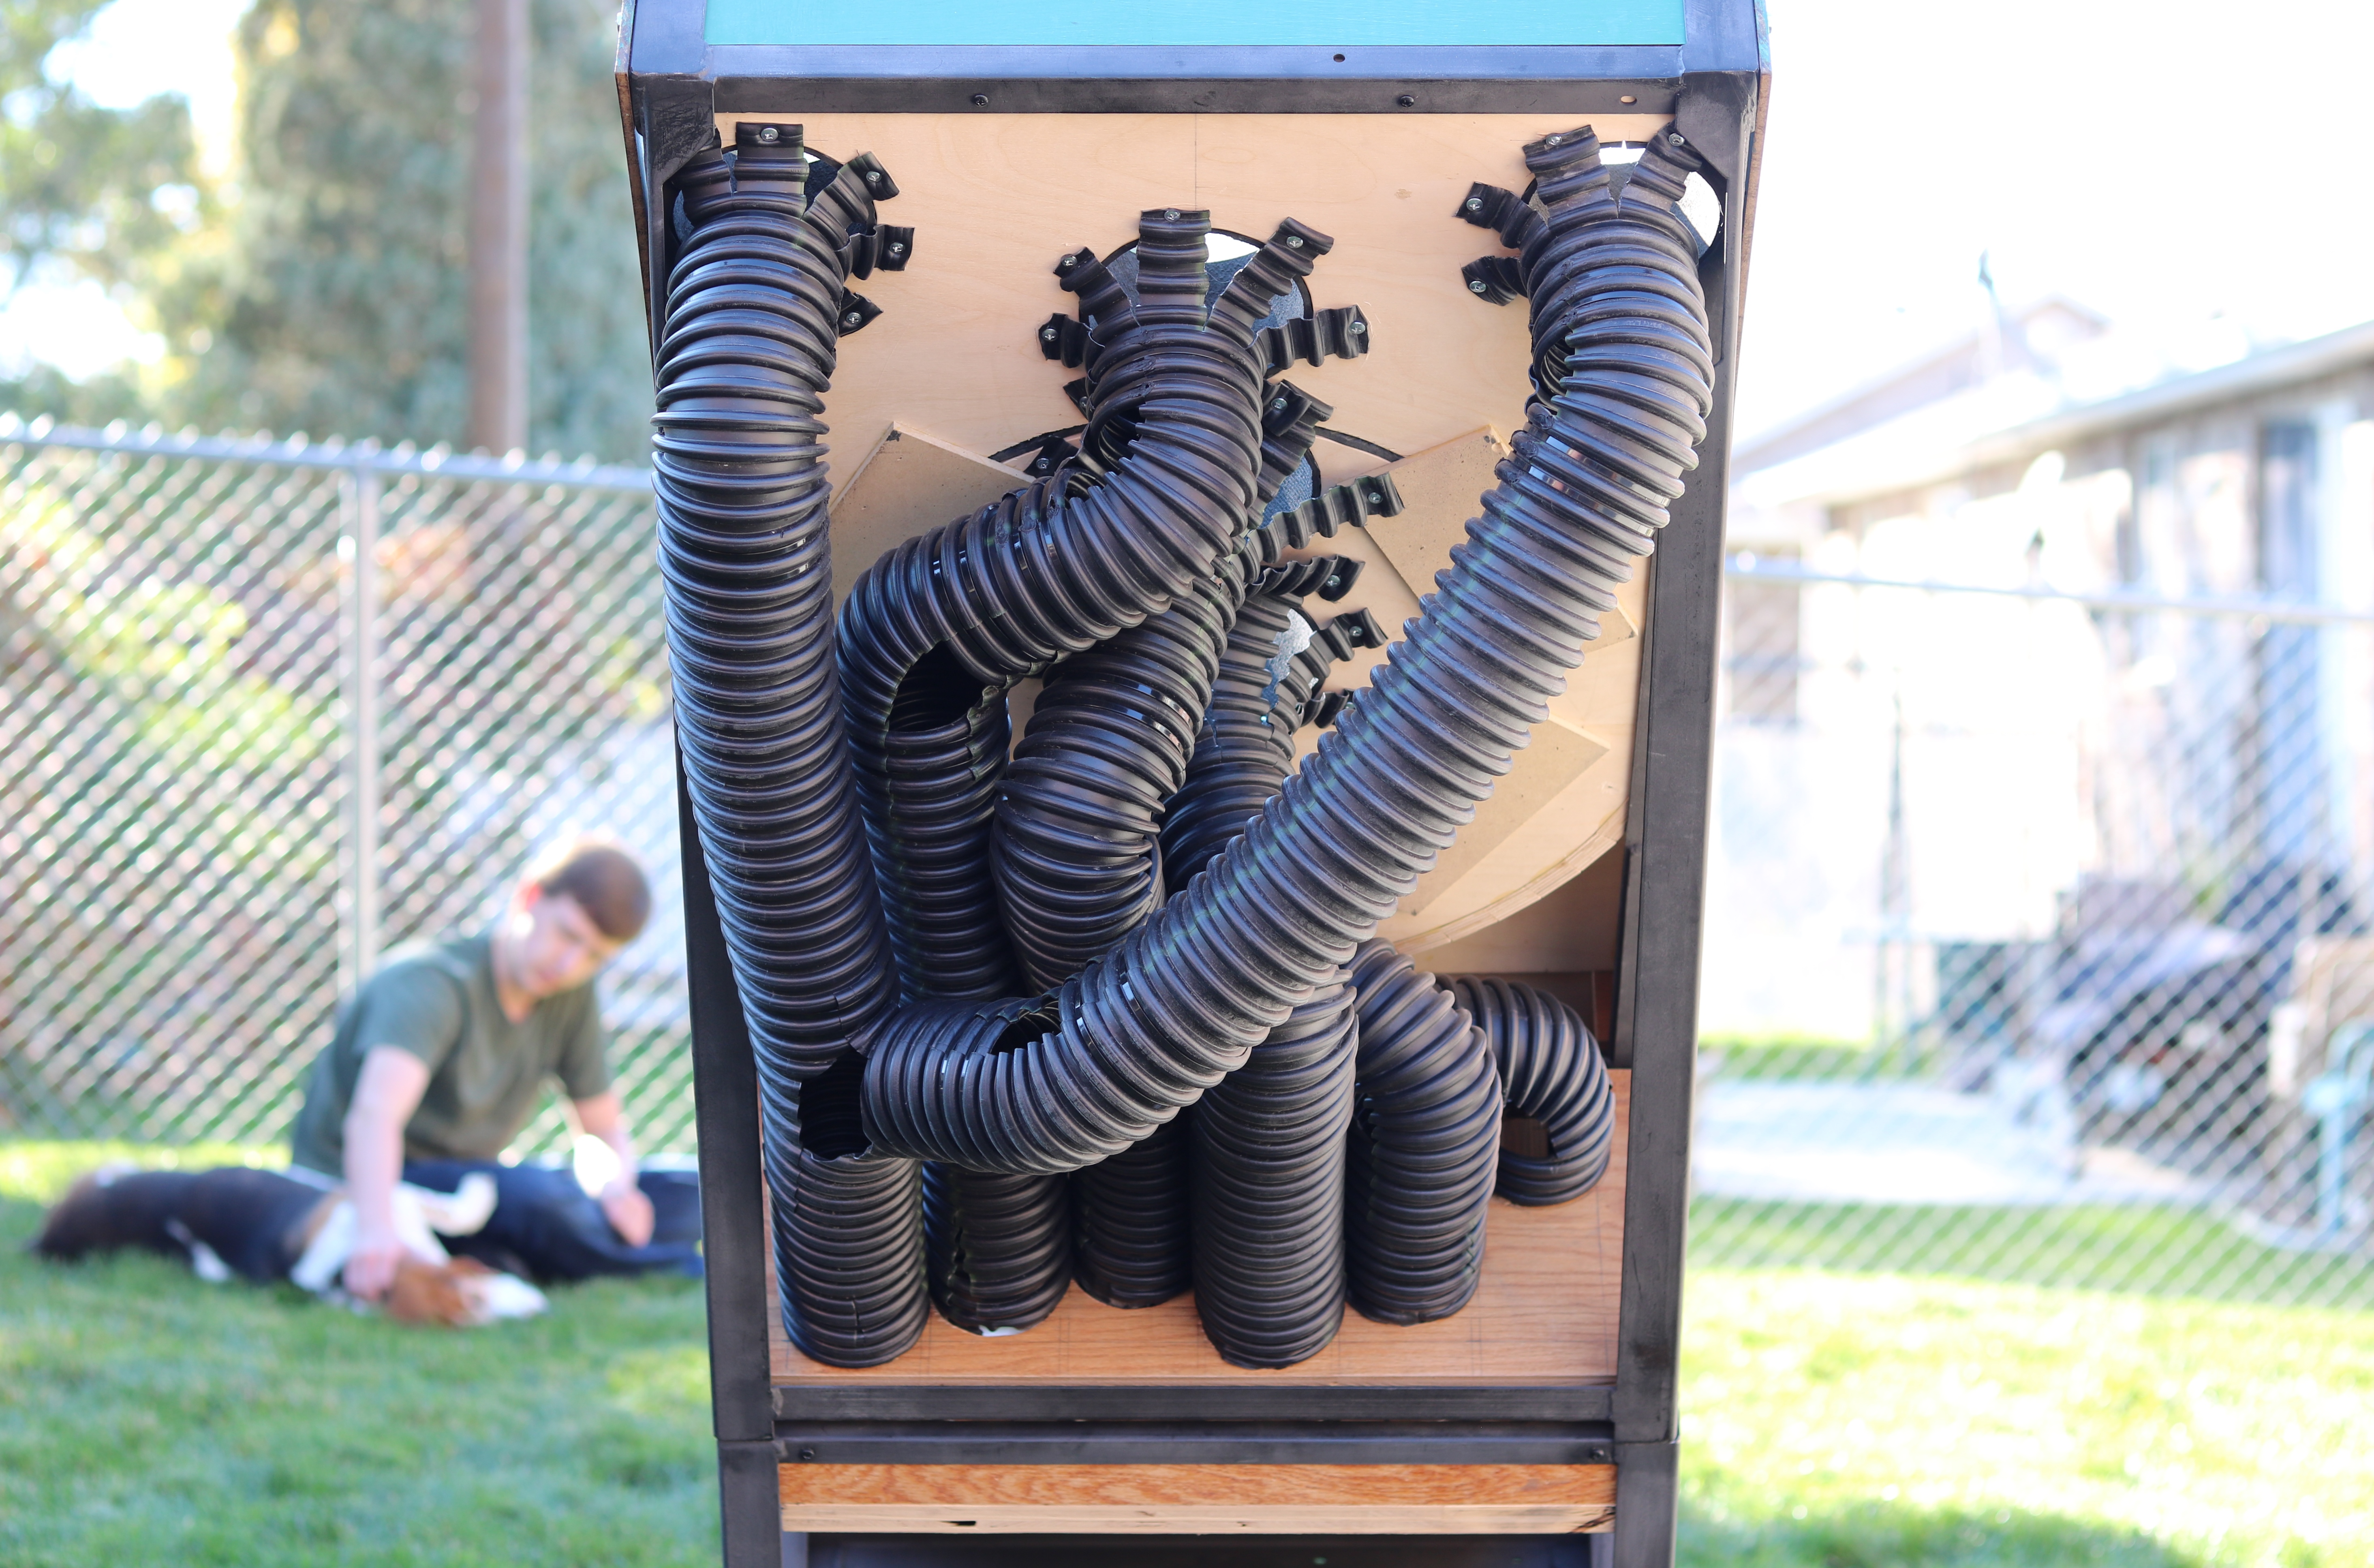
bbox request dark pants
[400,1159,704,1283]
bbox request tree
[0,0,209,424]
[152,0,650,461]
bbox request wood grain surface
[779,1463,1616,1534]
[770,1073,1626,1385]
[712,111,1671,488]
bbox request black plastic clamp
[1461,256,1527,306]
[1037,313,1091,368]
[1258,307,1372,374]
[1453,182,1540,248]
[836,290,882,336]
[843,151,900,201]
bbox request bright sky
[1735,0,2374,437]
[13,0,2374,438]
[0,0,244,380]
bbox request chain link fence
[0,417,692,1155]
[1697,550,2374,1305]
[13,413,2374,1303]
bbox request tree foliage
[0,0,208,423]
[3,0,652,462]
[153,0,652,460]
[0,0,205,294]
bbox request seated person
[288,836,700,1300]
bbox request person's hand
[344,1223,407,1301]
[600,1179,655,1247]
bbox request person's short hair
[525,835,652,943]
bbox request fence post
[342,464,384,993]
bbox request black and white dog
[34,1165,548,1327]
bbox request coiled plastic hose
[1189,969,1359,1365]
[1446,975,1617,1205]
[652,123,939,1366]
[665,123,1713,1363]
[1069,1113,1194,1307]
[860,126,1712,1179]
[1160,567,1378,893]
[1344,940,1501,1324]
[925,1163,1073,1334]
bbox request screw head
[1546,134,1562,146]
[1286,235,1303,248]
[864,169,882,185]
[1163,207,1181,219]
[1324,575,1341,590]
[1270,397,1288,412]
[1041,326,1059,341]
[842,311,862,327]
[887,241,904,256]
[1395,94,1415,107]
[971,93,990,106]
[1061,252,1078,267]
[1348,320,1365,334]
[1669,132,1685,145]
[1469,279,1489,294]
[1464,196,1483,212]
[798,1448,817,1461]
[756,126,780,144]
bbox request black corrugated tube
[1446,975,1617,1206]
[665,123,1713,1365]
[651,122,936,1367]
[1190,968,1359,1365]
[1160,563,1382,893]
[859,125,1712,1178]
[1344,939,1501,1323]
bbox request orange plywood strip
[779,1463,1615,1534]
[770,1073,1627,1385]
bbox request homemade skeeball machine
[616,3,1765,1564]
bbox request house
[1704,304,2374,1195]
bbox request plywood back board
[714,109,1666,477]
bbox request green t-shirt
[288,933,610,1176]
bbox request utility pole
[467,0,528,455]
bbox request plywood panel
[770,1073,1627,1386]
[709,110,1670,491]
[780,1462,1615,1534]
[828,424,1026,605]
[1422,846,1627,975]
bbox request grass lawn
[1,1142,715,1568]
[1682,1201,2374,1567]
[6,1143,2370,1566]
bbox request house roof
[1735,315,2374,513]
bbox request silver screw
[865,169,882,186]
[1669,132,1685,145]
[757,126,780,144]
[1348,321,1365,334]
[843,311,862,327]
[1286,235,1303,248]
[1464,196,1483,212]
[1469,279,1488,294]
[1324,575,1341,591]
[887,242,904,256]
[1041,327,1058,341]
[1061,253,1077,266]
[1164,207,1181,219]
[1270,397,1288,412]
[1546,134,1562,146]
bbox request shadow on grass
[1690,1198,2374,1310]
[1681,1495,2206,1568]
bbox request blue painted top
[704,0,1687,49]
